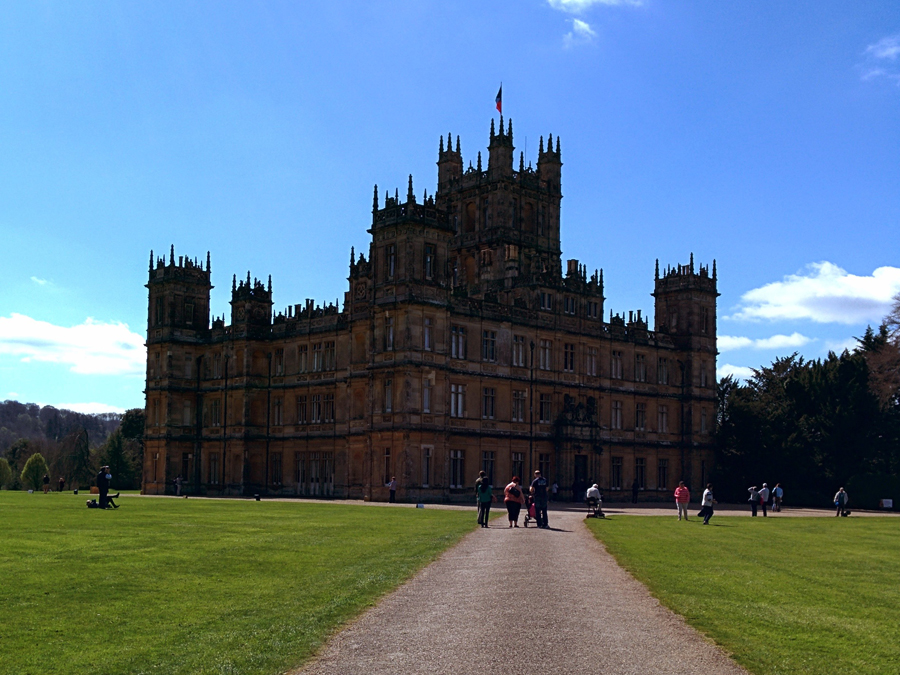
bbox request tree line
[714,298,900,509]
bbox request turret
[653,256,718,350]
[537,133,562,194]
[146,246,212,344]
[437,132,462,193]
[488,115,514,178]
[230,272,274,331]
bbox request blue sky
[1,0,898,413]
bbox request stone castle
[142,116,718,501]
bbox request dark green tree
[58,427,94,489]
[0,457,12,488]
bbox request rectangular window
[512,390,526,422]
[424,244,435,280]
[213,353,222,378]
[211,399,221,427]
[273,397,283,426]
[586,347,598,376]
[539,393,552,424]
[658,358,669,385]
[184,355,192,379]
[272,452,283,485]
[294,452,304,484]
[564,296,576,315]
[450,450,464,489]
[311,394,322,424]
[611,457,623,490]
[611,400,623,430]
[312,343,323,371]
[635,354,646,382]
[274,348,284,376]
[423,379,432,413]
[298,345,308,373]
[512,335,525,367]
[635,402,646,431]
[700,365,708,388]
[323,393,335,423]
[424,318,433,351]
[451,326,466,359]
[184,302,194,326]
[209,452,219,485]
[540,291,553,311]
[422,446,433,487]
[658,404,669,433]
[587,301,599,319]
[482,451,495,483]
[611,351,623,379]
[385,317,394,351]
[324,341,336,371]
[635,458,646,490]
[386,244,396,280]
[482,330,497,362]
[539,339,552,371]
[152,399,159,426]
[384,379,393,413]
[539,453,551,478]
[701,307,709,334]
[383,447,391,485]
[297,396,307,424]
[701,408,708,434]
[564,343,575,372]
[155,297,164,326]
[482,387,495,420]
[511,452,524,480]
[182,400,191,426]
[657,458,669,490]
[450,383,466,418]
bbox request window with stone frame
[482,330,497,362]
[658,404,668,433]
[634,354,647,382]
[564,343,576,372]
[451,325,467,359]
[586,347,598,376]
[539,393,552,423]
[424,318,433,351]
[298,345,308,373]
[539,339,552,371]
[450,383,466,418]
[611,351,623,379]
[482,387,495,420]
[424,244,436,280]
[296,396,307,424]
[611,400,623,430]
[512,390,526,422]
[635,402,646,430]
[657,357,669,385]
[512,335,525,367]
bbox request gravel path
[292,508,748,675]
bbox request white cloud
[31,276,49,286]
[0,313,146,376]
[719,332,813,352]
[549,0,641,13]
[861,34,900,84]
[55,402,127,415]
[866,35,900,61]
[564,18,597,48]
[717,363,756,381]
[727,262,900,325]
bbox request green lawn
[0,492,475,675]
[586,516,900,675]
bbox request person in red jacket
[674,481,691,521]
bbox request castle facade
[142,117,718,502]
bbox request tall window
[658,404,669,433]
[701,408,708,434]
[385,317,394,351]
[539,393,552,423]
[539,453,551,477]
[184,355,192,379]
[564,343,575,372]
[155,297,163,326]
[539,339,552,371]
[611,457,623,490]
[272,452,283,485]
[482,451,495,483]
[635,402,646,430]
[586,347,598,376]
[211,399,221,427]
[450,384,466,418]
[424,318,433,351]
[482,387,495,419]
[657,458,669,490]
[182,400,191,426]
[450,450,464,488]
[209,453,219,485]
[384,379,393,413]
[657,358,669,385]
[540,292,553,311]
[273,397,283,426]
[587,301,599,319]
[324,341,336,370]
[297,395,307,424]
[512,335,525,367]
[700,365,708,388]
[152,399,159,426]
[311,394,322,423]
[184,302,194,326]
[312,343,323,371]
[635,458,646,490]
[424,244,435,279]
[323,393,335,423]
[635,354,646,382]
[422,446,433,487]
[298,345,308,373]
[482,330,497,362]
[451,326,467,359]
[701,307,710,333]
[512,390,526,422]
[564,296,576,315]
[611,400,623,430]
[386,244,396,280]
[213,353,222,378]
[423,379,432,413]
[611,351,623,379]
[512,452,524,480]
[383,447,391,485]
[274,348,284,376]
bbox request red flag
[495,85,502,113]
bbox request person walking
[58,476,65,492]
[748,486,760,516]
[476,479,494,527]
[504,476,526,527]
[530,470,550,529]
[834,487,849,517]
[674,481,691,521]
[700,483,717,524]
[759,483,770,517]
[773,483,783,512]
[174,475,183,496]
[551,482,559,502]
[42,474,50,494]
[631,478,640,504]
[387,476,397,503]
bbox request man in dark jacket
[96,466,120,509]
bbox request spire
[655,259,659,280]
[548,133,553,151]
[556,136,560,154]
[373,184,379,211]
[267,275,272,294]
[170,245,175,265]
[407,174,414,202]
[713,259,717,280]
[490,118,495,140]
[246,270,251,286]
[690,252,694,273]
[350,246,355,267]
[232,274,237,292]
[448,132,452,150]
[519,151,524,172]
[439,135,444,153]
[477,151,482,172]
[499,114,504,137]
[394,187,399,202]
[508,118,513,143]
[539,136,544,153]
[455,135,460,153]
[149,250,154,272]
[206,251,211,272]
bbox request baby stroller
[523,495,537,527]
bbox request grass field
[586,515,900,675]
[0,492,475,675]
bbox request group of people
[746,483,784,516]
[673,482,718,525]
[40,474,67,493]
[475,469,551,529]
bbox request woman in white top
[700,484,717,525]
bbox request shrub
[20,453,50,491]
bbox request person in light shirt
[674,481,691,521]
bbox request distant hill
[0,400,121,453]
